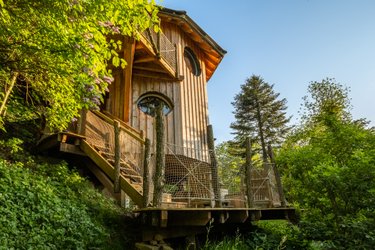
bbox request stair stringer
[80,140,143,207]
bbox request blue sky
[157,0,375,143]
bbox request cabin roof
[159,8,227,81]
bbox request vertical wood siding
[131,22,210,162]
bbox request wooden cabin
[104,8,226,159]
[84,8,227,207]
[35,8,296,245]
[38,8,282,210]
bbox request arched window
[184,47,201,76]
[137,91,174,117]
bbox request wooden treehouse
[38,8,295,243]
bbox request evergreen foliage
[230,75,291,161]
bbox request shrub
[0,138,132,249]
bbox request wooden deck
[136,207,296,241]
[36,111,297,244]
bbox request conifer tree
[230,75,291,162]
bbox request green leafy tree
[300,77,352,126]
[278,78,375,249]
[230,75,291,162]
[216,142,244,193]
[0,0,159,130]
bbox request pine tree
[230,75,291,162]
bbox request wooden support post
[245,137,254,208]
[153,104,165,207]
[114,120,121,204]
[207,125,221,208]
[174,44,179,78]
[268,144,286,207]
[143,138,151,208]
[77,109,87,136]
[157,32,161,54]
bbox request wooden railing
[80,110,145,178]
[140,28,178,77]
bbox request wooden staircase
[77,110,148,207]
[80,138,144,207]
[35,110,147,207]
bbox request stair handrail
[91,110,145,144]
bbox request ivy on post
[245,137,254,208]
[77,109,87,136]
[207,125,222,208]
[136,91,174,208]
[113,120,121,205]
[268,144,286,207]
[142,138,151,207]
[153,103,165,207]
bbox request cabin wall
[131,22,210,161]
[103,37,134,122]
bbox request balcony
[133,28,182,81]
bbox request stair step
[103,157,140,174]
[88,143,143,192]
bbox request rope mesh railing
[250,163,281,208]
[142,29,177,73]
[159,143,214,207]
[84,111,144,182]
[82,111,281,208]
[142,142,283,208]
[217,154,281,208]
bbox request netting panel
[142,29,177,72]
[85,111,115,155]
[149,143,214,207]
[250,164,281,207]
[85,111,144,180]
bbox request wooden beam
[92,110,145,143]
[133,65,168,73]
[134,57,156,64]
[59,143,86,156]
[167,211,212,226]
[227,210,249,223]
[123,37,135,123]
[133,69,181,82]
[35,134,59,153]
[85,160,116,197]
[80,140,143,207]
[135,42,145,50]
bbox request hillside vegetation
[0,135,137,249]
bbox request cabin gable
[101,9,226,162]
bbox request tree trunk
[267,144,286,207]
[0,72,19,117]
[255,98,268,164]
[207,125,221,207]
[153,103,165,207]
[142,138,151,207]
[245,137,254,208]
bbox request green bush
[203,221,308,250]
[0,138,132,249]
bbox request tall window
[184,47,201,76]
